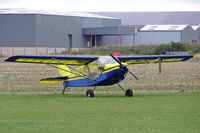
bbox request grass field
[0,57,200,132]
[0,93,200,133]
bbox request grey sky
[0,0,200,11]
[0,0,18,4]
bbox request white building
[191,25,200,44]
[135,25,195,45]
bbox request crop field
[0,58,200,132]
[0,59,200,93]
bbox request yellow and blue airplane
[5,54,193,97]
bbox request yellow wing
[118,55,193,64]
[5,55,98,66]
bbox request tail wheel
[125,89,133,97]
[86,89,94,97]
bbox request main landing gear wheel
[125,89,134,97]
[86,89,94,98]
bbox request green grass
[0,93,199,133]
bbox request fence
[0,47,86,56]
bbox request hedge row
[62,42,200,55]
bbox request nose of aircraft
[119,65,128,80]
[121,65,128,73]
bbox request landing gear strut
[62,87,69,95]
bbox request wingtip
[4,56,17,62]
[4,57,12,62]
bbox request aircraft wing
[117,54,193,64]
[5,55,98,66]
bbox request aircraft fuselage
[63,65,128,87]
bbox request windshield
[74,56,118,78]
[98,56,116,65]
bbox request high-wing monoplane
[5,54,193,97]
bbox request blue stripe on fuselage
[63,66,127,87]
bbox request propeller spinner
[110,54,139,80]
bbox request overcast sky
[0,0,200,12]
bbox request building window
[91,35,96,47]
[68,34,72,48]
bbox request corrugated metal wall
[0,14,121,48]
[135,32,181,45]
[0,14,36,47]
[36,15,121,48]
[181,26,196,43]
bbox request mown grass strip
[0,92,199,133]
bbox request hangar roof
[140,25,189,31]
[0,8,118,19]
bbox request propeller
[110,54,122,67]
[110,54,139,80]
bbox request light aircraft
[5,54,193,97]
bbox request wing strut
[159,58,162,73]
[125,58,161,80]
[50,58,98,82]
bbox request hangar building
[135,25,196,45]
[0,9,135,48]
[192,25,200,44]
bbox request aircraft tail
[40,65,72,85]
[40,76,68,84]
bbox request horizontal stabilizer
[40,76,68,84]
